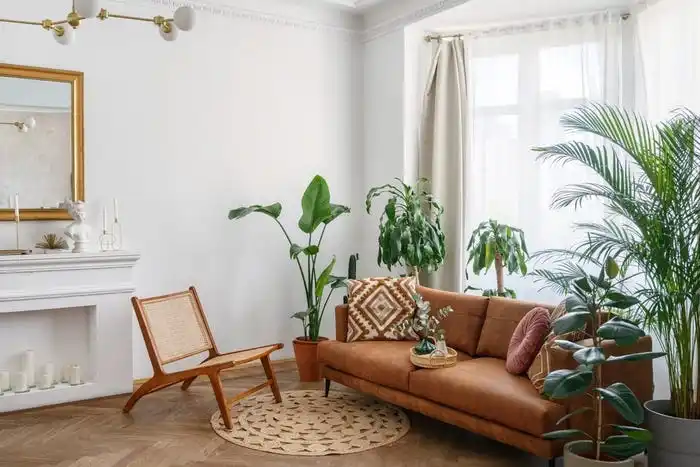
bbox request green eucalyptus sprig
[541,258,665,461]
[395,294,453,355]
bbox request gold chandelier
[0,117,36,133]
[0,0,196,45]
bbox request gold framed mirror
[0,63,84,221]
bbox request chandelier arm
[0,18,44,27]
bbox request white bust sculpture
[64,201,91,253]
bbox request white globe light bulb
[74,0,101,18]
[173,6,195,32]
[53,26,75,46]
[24,117,36,130]
[159,23,179,42]
[20,125,28,133]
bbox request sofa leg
[324,378,331,397]
[548,458,557,467]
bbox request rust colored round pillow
[506,307,551,375]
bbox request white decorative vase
[564,441,635,467]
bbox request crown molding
[363,0,469,42]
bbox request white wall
[0,0,362,378]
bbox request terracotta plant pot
[564,441,635,467]
[292,337,328,382]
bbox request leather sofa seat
[409,357,566,436]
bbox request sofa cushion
[346,277,418,342]
[409,357,566,436]
[417,286,488,355]
[506,307,551,375]
[476,297,553,359]
[318,340,418,391]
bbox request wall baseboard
[132,357,297,385]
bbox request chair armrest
[335,305,349,342]
[549,336,654,435]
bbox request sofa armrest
[548,336,654,435]
[335,305,349,342]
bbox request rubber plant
[228,175,350,342]
[542,258,665,462]
[465,220,528,298]
[365,178,445,282]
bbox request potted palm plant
[539,259,664,466]
[465,220,529,298]
[229,175,349,382]
[534,103,700,466]
[365,178,445,282]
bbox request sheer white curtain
[637,0,700,119]
[464,12,633,303]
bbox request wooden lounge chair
[124,286,283,429]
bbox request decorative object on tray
[465,219,529,298]
[410,346,457,369]
[64,200,91,253]
[365,178,445,283]
[229,175,350,382]
[395,293,453,356]
[35,233,69,253]
[540,258,665,466]
[211,390,410,456]
[346,276,418,342]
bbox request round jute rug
[210,390,411,456]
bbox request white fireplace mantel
[0,251,140,412]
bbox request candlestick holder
[99,229,115,252]
[111,219,123,251]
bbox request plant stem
[495,254,505,294]
[592,312,603,461]
[413,266,420,286]
[274,219,310,303]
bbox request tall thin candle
[102,206,107,231]
[113,199,119,222]
[14,193,19,221]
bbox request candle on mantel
[0,370,9,392]
[14,193,19,221]
[113,198,119,223]
[102,206,107,232]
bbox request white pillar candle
[69,365,81,385]
[11,372,28,393]
[0,370,9,392]
[113,198,119,222]
[21,350,35,387]
[43,363,54,384]
[39,373,53,390]
[61,364,72,383]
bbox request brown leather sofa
[318,286,653,462]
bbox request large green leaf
[573,347,606,365]
[552,311,589,336]
[607,352,666,363]
[597,319,645,346]
[298,175,332,234]
[315,257,336,298]
[603,291,640,310]
[565,296,588,313]
[289,244,319,259]
[543,369,593,399]
[554,340,585,351]
[595,383,644,424]
[542,429,588,440]
[601,435,647,459]
[605,257,620,279]
[325,203,350,224]
[228,203,282,220]
[611,425,653,442]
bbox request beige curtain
[418,38,468,292]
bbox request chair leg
[123,378,158,414]
[181,376,198,391]
[261,355,282,403]
[209,371,232,430]
[324,378,331,397]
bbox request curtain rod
[424,9,631,42]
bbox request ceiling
[306,0,396,11]
[418,0,642,29]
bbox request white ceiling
[418,0,642,29]
[306,0,396,11]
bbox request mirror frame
[0,63,84,221]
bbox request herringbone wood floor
[0,362,553,467]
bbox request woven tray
[410,347,458,369]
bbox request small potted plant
[396,293,453,356]
[465,220,528,298]
[229,175,349,382]
[35,233,69,253]
[541,258,665,466]
[365,178,445,283]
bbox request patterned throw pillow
[346,277,418,342]
[506,307,552,375]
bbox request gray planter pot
[564,442,635,467]
[645,400,700,467]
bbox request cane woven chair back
[134,289,214,366]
